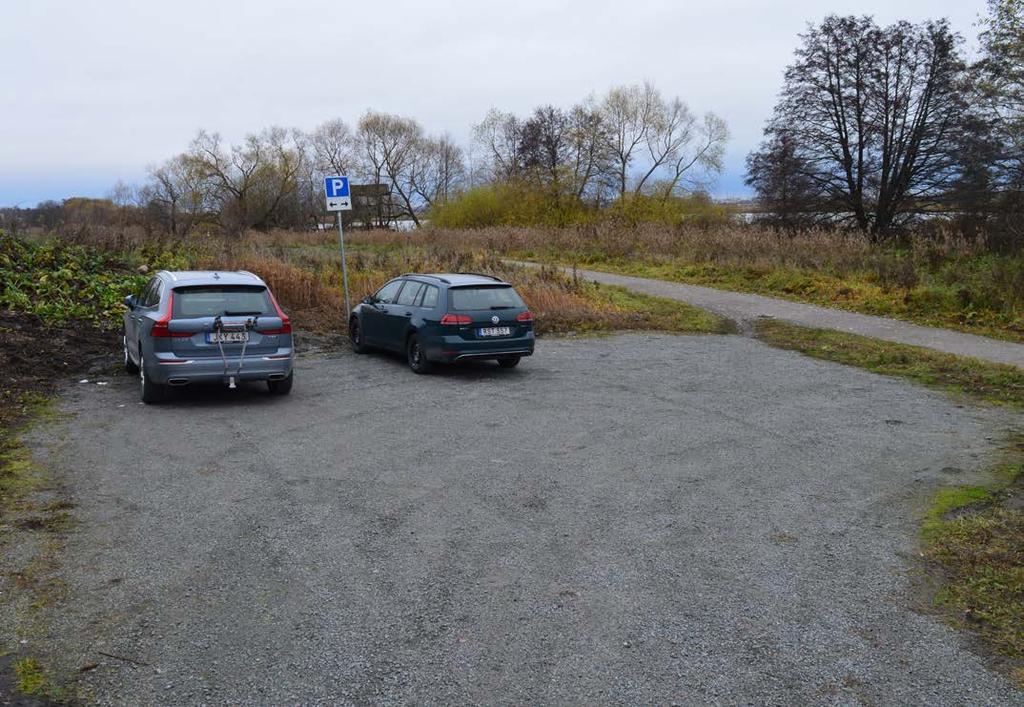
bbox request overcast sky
[0,0,988,207]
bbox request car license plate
[207,331,249,344]
[478,326,511,337]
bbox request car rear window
[449,285,525,310]
[172,286,273,318]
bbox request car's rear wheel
[139,352,164,404]
[349,317,367,354]
[497,355,521,369]
[268,373,293,396]
[406,335,432,374]
[124,336,139,374]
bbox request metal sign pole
[337,211,351,317]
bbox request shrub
[429,183,594,228]
[428,185,729,229]
[603,192,730,227]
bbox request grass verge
[542,280,731,336]
[754,319,1024,409]
[920,437,1024,685]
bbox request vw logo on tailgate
[491,315,500,324]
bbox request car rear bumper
[146,350,294,385]
[425,332,535,363]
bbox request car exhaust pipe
[167,378,189,386]
[267,372,286,381]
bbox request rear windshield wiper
[224,310,263,316]
[489,306,514,310]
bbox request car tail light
[262,289,293,335]
[151,292,193,338]
[516,310,534,323]
[440,313,472,325]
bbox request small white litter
[96,381,109,386]
[79,379,89,384]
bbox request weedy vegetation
[389,223,1024,342]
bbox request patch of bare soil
[0,311,119,430]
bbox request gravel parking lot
[23,333,1024,704]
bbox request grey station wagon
[123,271,294,403]
[348,273,535,373]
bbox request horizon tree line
[1,81,728,236]
[3,2,1021,244]
[65,81,728,236]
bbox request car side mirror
[124,295,138,310]
[362,296,376,305]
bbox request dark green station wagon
[348,273,535,373]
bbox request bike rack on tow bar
[213,315,258,389]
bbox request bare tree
[748,16,969,238]
[472,109,524,182]
[309,118,355,175]
[520,105,571,191]
[647,108,728,197]
[600,82,661,198]
[599,82,727,198]
[139,155,209,235]
[410,134,466,208]
[745,130,823,230]
[185,127,304,233]
[357,111,425,225]
[565,100,610,201]
[976,0,1024,243]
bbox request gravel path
[20,335,1024,704]
[525,263,1024,368]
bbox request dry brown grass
[342,225,1024,340]
[348,223,989,275]
[198,234,723,336]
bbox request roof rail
[237,270,259,280]
[456,272,505,282]
[403,273,451,284]
[159,270,178,282]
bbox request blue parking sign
[324,175,352,211]
[324,176,350,198]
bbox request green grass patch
[754,319,1024,409]
[921,456,1024,672]
[921,438,1024,678]
[14,657,48,696]
[922,486,995,538]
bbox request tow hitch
[213,315,258,389]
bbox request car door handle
[404,311,412,316]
